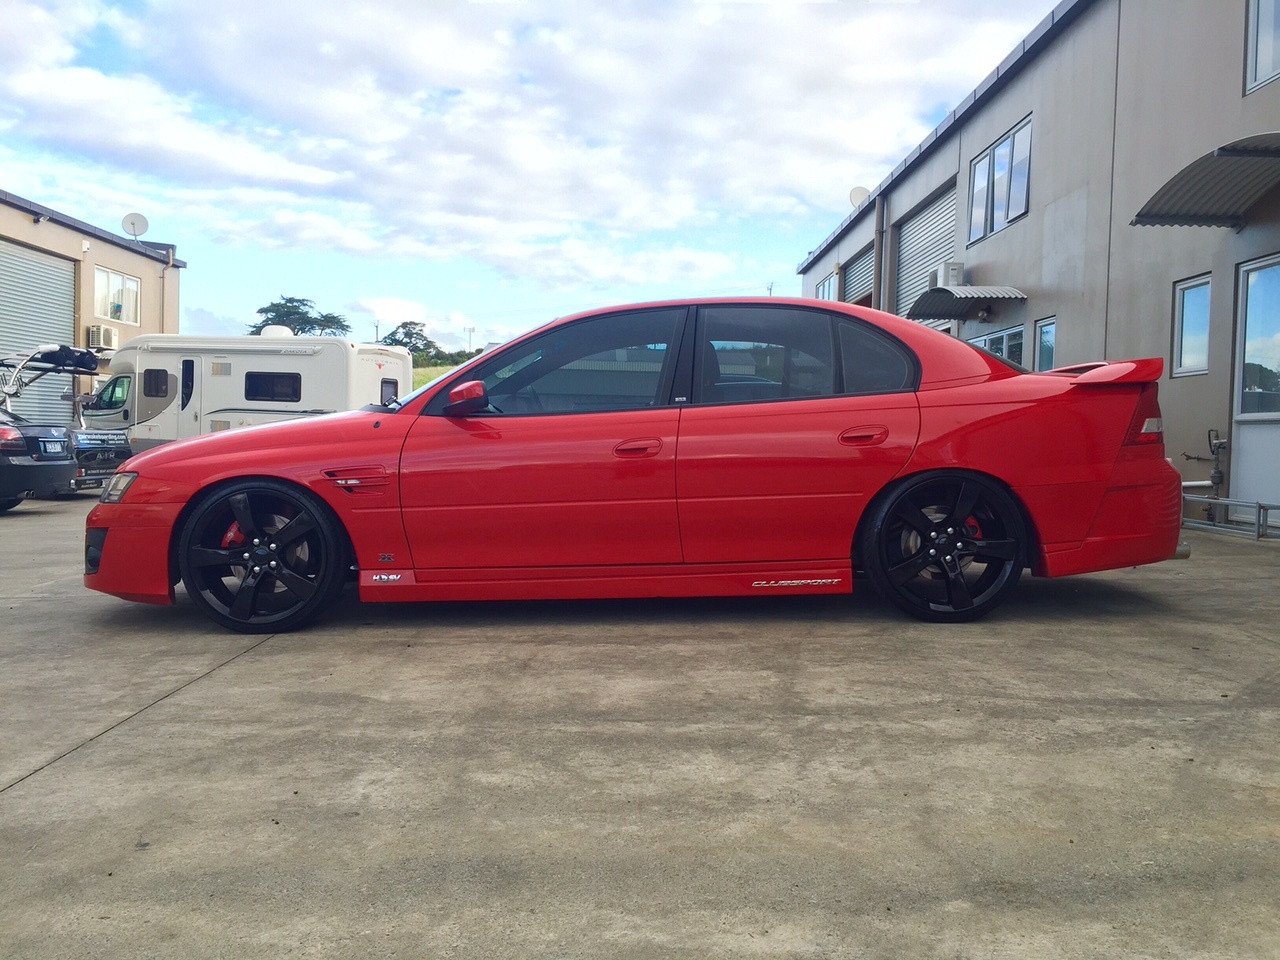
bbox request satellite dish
[122,213,149,239]
[849,186,871,209]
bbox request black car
[0,408,77,512]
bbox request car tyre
[0,497,23,514]
[178,479,347,633]
[860,471,1026,623]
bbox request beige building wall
[799,0,1280,506]
[0,194,182,349]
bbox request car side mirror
[443,380,489,417]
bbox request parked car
[0,408,76,512]
[85,298,1182,632]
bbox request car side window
[697,306,835,404]
[465,308,685,415]
[96,376,131,410]
[837,320,917,395]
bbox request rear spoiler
[1048,358,1163,386]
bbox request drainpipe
[871,195,886,311]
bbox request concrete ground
[1,494,1278,960]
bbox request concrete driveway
[2,494,1278,959]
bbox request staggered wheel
[860,472,1026,622]
[177,480,346,633]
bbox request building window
[969,326,1024,366]
[1173,276,1210,375]
[1248,0,1280,91]
[94,267,141,326]
[815,272,836,300]
[1034,318,1056,372]
[968,119,1032,244]
[1238,254,1280,416]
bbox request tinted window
[245,372,302,403]
[143,368,169,398]
[181,359,195,409]
[697,306,834,404]
[838,321,916,394]
[456,308,684,415]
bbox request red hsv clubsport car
[85,299,1182,632]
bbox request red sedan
[85,299,1182,632]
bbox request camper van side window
[181,360,195,409]
[245,371,302,403]
[143,369,169,398]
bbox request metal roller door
[894,188,956,317]
[0,238,76,424]
[842,247,875,304]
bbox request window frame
[1247,0,1280,92]
[967,118,1032,245]
[94,267,142,326]
[814,272,836,301]
[1033,318,1057,372]
[968,325,1025,367]
[1235,252,1280,420]
[1172,275,1211,377]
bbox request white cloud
[1,0,1051,296]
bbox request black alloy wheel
[177,480,346,633]
[861,471,1026,622]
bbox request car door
[399,307,688,571]
[675,304,921,564]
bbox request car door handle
[614,438,663,458]
[839,426,889,446]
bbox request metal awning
[906,285,1027,320]
[1131,132,1280,230]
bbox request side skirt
[358,562,854,603]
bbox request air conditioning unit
[87,324,118,351]
[929,261,965,288]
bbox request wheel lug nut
[242,553,250,560]
[253,539,261,546]
[252,566,261,574]
[269,561,277,568]
[269,543,277,551]
[929,549,937,557]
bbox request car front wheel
[860,471,1026,623]
[177,480,347,633]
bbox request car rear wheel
[861,471,1026,623]
[177,480,347,633]
[0,497,23,513]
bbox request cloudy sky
[1,0,1054,349]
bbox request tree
[248,296,351,336]
[381,321,439,357]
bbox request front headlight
[100,471,139,504]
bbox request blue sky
[1,0,1052,350]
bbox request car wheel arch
[167,475,356,588]
[852,468,1042,575]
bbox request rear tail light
[1123,383,1165,446]
[0,426,27,452]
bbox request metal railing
[1183,494,1280,540]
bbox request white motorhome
[82,327,413,451]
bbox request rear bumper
[1038,455,1183,578]
[0,459,78,500]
